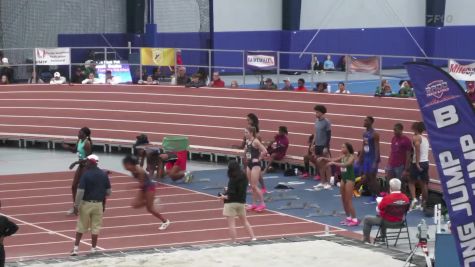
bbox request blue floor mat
[162,168,432,234]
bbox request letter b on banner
[434,105,459,128]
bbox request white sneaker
[323,183,332,190]
[66,208,75,216]
[314,183,325,189]
[184,172,193,183]
[410,199,419,210]
[70,246,79,256]
[90,247,98,254]
[159,219,171,230]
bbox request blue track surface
[163,168,433,234]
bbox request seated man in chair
[157,150,192,183]
[362,178,409,243]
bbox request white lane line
[3,192,205,209]
[0,175,130,186]
[0,106,419,123]
[0,212,104,250]
[0,90,419,111]
[14,213,282,236]
[0,182,139,193]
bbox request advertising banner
[140,48,176,66]
[448,59,475,81]
[35,48,70,65]
[349,56,380,74]
[245,51,277,70]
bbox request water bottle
[171,76,176,85]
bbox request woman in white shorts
[219,160,256,243]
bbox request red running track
[0,84,439,185]
[0,171,346,261]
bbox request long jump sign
[406,62,475,267]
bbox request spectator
[0,75,9,85]
[230,80,239,88]
[82,73,99,84]
[71,67,85,84]
[281,78,294,91]
[50,72,67,85]
[176,66,190,85]
[310,54,321,73]
[138,75,158,85]
[323,55,335,71]
[295,78,308,92]
[362,178,409,243]
[386,123,412,183]
[0,58,13,83]
[196,68,208,84]
[263,126,289,173]
[83,60,96,78]
[398,81,413,97]
[260,78,277,90]
[409,121,430,210]
[151,67,162,81]
[334,82,350,94]
[314,82,330,93]
[70,155,111,256]
[466,81,475,104]
[209,72,225,87]
[0,200,19,267]
[185,74,205,88]
[28,70,44,84]
[375,79,393,96]
[301,134,316,179]
[104,70,119,85]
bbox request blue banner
[405,62,475,267]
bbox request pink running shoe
[261,188,267,194]
[301,172,309,179]
[340,218,352,225]
[313,175,321,181]
[347,219,360,226]
[254,204,266,212]
[246,204,257,211]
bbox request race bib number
[364,145,370,153]
[246,152,251,159]
[341,167,347,173]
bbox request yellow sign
[140,48,176,66]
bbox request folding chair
[374,202,412,250]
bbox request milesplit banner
[406,62,475,267]
[245,51,277,70]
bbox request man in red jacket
[362,178,409,243]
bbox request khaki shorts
[76,201,104,235]
[223,203,246,217]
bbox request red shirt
[295,86,307,92]
[388,135,412,168]
[378,192,409,222]
[274,134,289,154]
[211,79,225,88]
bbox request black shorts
[410,162,429,182]
[314,145,327,156]
[247,160,261,169]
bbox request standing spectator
[50,72,67,84]
[28,70,44,84]
[362,178,409,243]
[230,80,239,88]
[313,105,332,189]
[209,72,225,87]
[466,81,475,105]
[70,155,111,256]
[185,74,206,88]
[281,78,294,91]
[360,116,381,196]
[0,75,9,85]
[176,66,190,85]
[295,78,308,92]
[335,82,350,94]
[71,67,85,84]
[409,122,430,210]
[314,82,330,93]
[323,55,335,71]
[82,73,99,84]
[104,70,119,85]
[260,78,277,90]
[220,160,256,243]
[375,79,393,96]
[263,126,289,173]
[386,123,412,182]
[0,200,19,267]
[138,75,158,85]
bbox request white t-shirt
[413,135,429,163]
[50,77,67,84]
[335,90,350,94]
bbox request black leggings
[0,244,5,267]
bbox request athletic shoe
[251,237,257,241]
[323,183,332,190]
[254,204,266,212]
[353,190,361,198]
[66,208,75,216]
[314,183,325,189]
[314,175,321,181]
[347,219,360,226]
[261,188,267,194]
[246,204,257,211]
[301,172,309,179]
[70,246,79,256]
[90,247,99,254]
[184,172,193,183]
[410,199,419,210]
[159,220,171,230]
[340,219,349,225]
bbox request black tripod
[403,238,433,267]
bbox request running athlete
[231,113,267,193]
[62,127,93,215]
[360,116,381,196]
[122,155,171,230]
[320,143,358,226]
[245,126,268,212]
[409,122,430,210]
